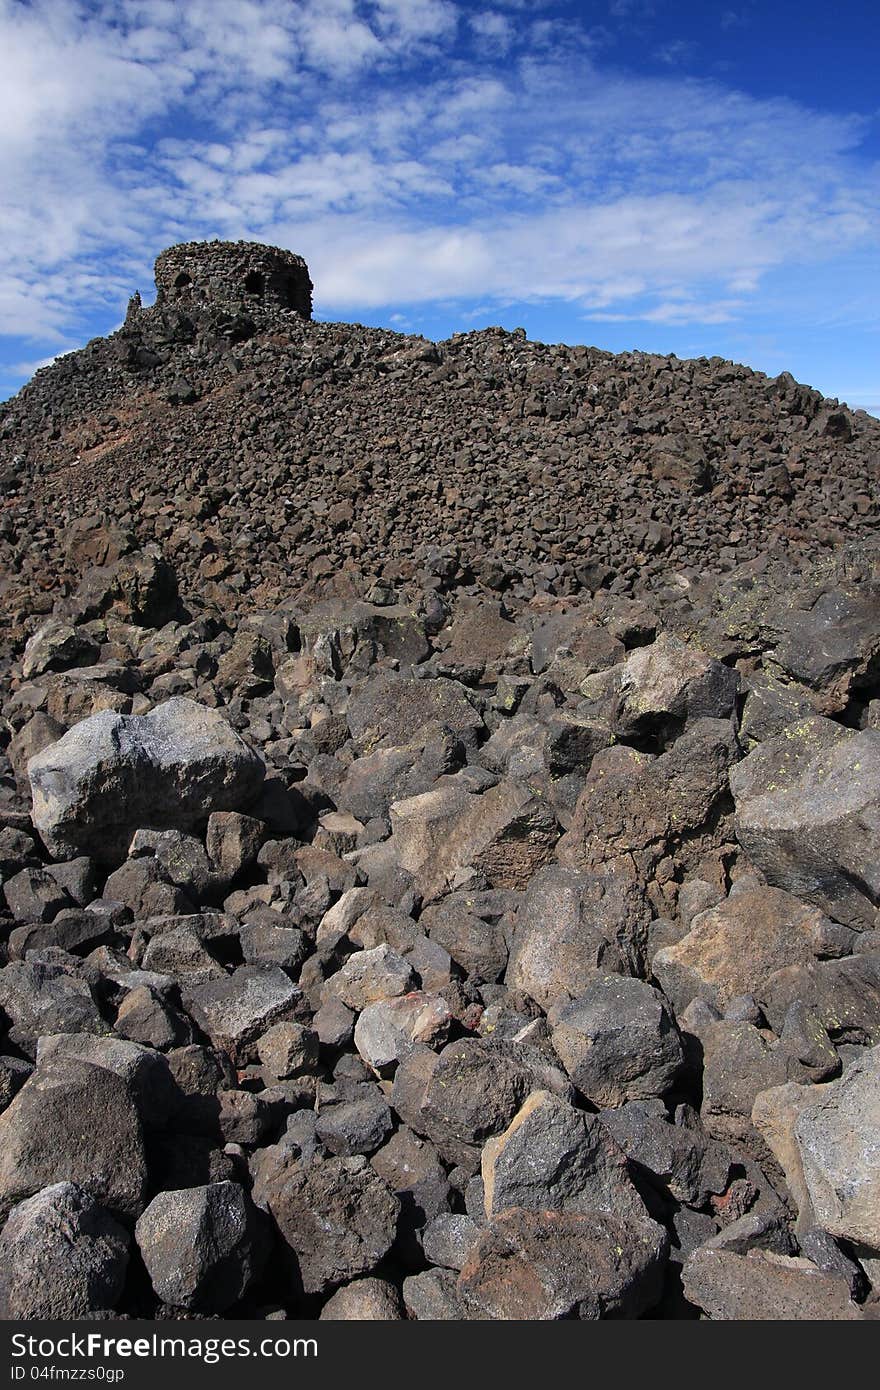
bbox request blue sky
[1,0,878,413]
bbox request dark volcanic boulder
[135,1181,268,1312]
[252,1151,400,1295]
[731,720,880,930]
[0,1182,130,1320]
[27,697,265,863]
[458,1207,667,1320]
[0,1057,148,1222]
[550,976,684,1106]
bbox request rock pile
[0,242,878,1321]
[0,241,877,655]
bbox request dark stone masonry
[0,242,877,1321]
[153,240,313,319]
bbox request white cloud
[0,0,877,373]
[468,10,514,53]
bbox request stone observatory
[153,239,313,318]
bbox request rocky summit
[0,240,878,1322]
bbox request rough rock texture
[28,698,265,863]
[0,1057,147,1221]
[550,977,684,1106]
[0,239,879,1321]
[0,1182,129,1319]
[794,1047,880,1250]
[252,1152,400,1295]
[731,724,880,930]
[135,1181,267,1312]
[458,1207,668,1319]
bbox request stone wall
[154,240,312,318]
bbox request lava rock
[28,697,265,864]
[135,1181,268,1312]
[0,1182,130,1319]
[550,976,684,1106]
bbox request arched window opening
[173,272,192,289]
[244,271,264,298]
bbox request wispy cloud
[0,0,877,407]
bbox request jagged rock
[767,586,880,712]
[653,885,847,1014]
[258,1022,320,1079]
[403,1268,467,1320]
[458,1207,668,1319]
[420,896,509,984]
[115,985,194,1050]
[370,1126,452,1232]
[751,1082,816,1223]
[347,675,484,754]
[36,1032,176,1129]
[315,1080,393,1157]
[0,960,106,1057]
[7,907,113,960]
[0,1056,148,1221]
[0,1182,129,1319]
[135,1181,267,1312]
[181,965,300,1063]
[615,633,740,742]
[239,919,309,972]
[323,944,417,1010]
[481,1090,650,1223]
[731,720,880,930]
[391,776,558,901]
[794,1045,880,1250]
[391,1039,537,1171]
[557,719,737,900]
[67,546,178,628]
[354,992,452,1074]
[758,953,880,1044]
[28,697,265,864]
[0,1057,32,1112]
[550,976,684,1106]
[683,1247,862,1320]
[206,811,265,880]
[2,866,72,923]
[21,619,99,681]
[506,865,649,1010]
[600,1099,732,1208]
[700,1020,794,1149]
[421,1213,480,1271]
[252,1151,399,1295]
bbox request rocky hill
[1,240,878,647]
[0,242,877,1322]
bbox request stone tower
[153,240,313,318]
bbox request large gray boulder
[0,1057,148,1222]
[794,1045,880,1251]
[28,697,265,864]
[135,1181,267,1312]
[481,1090,651,1226]
[550,976,684,1107]
[731,719,880,930]
[0,1182,130,1319]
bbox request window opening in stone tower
[173,272,192,289]
[244,271,264,298]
